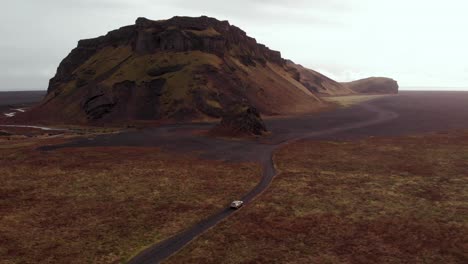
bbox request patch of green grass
[106,50,222,86]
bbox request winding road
[127,101,399,264]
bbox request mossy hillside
[65,49,224,119]
[121,51,221,118]
[266,63,318,99]
[160,69,225,118]
[48,80,87,122]
[103,50,222,85]
[228,56,254,74]
[156,52,223,116]
[73,46,133,80]
[61,46,320,119]
[50,46,131,100]
[69,47,222,88]
[159,68,196,116]
[59,80,78,95]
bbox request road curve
[127,101,398,264]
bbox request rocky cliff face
[30,16,338,124]
[342,77,399,94]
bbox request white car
[230,200,244,209]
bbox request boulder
[212,106,268,136]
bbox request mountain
[21,16,398,125]
[26,16,355,124]
[342,77,399,94]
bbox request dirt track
[38,91,468,263]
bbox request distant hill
[342,77,399,94]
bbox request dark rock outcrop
[212,106,268,136]
[343,77,399,94]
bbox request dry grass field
[169,131,468,263]
[0,133,260,264]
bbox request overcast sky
[1,0,467,91]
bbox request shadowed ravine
[126,102,398,264]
